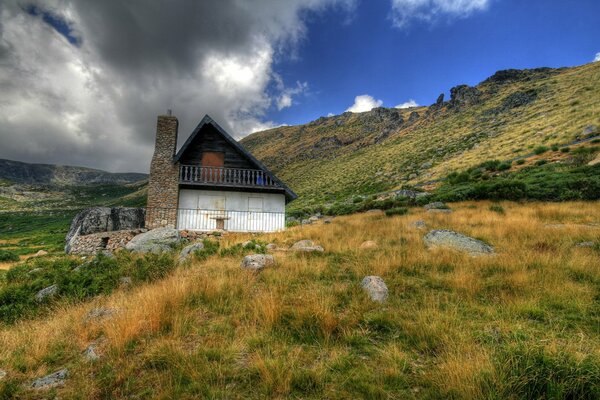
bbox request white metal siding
[177,189,285,232]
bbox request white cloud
[395,99,419,108]
[0,0,356,172]
[594,52,600,62]
[346,94,383,113]
[390,0,490,28]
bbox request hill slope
[242,62,600,210]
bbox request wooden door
[201,152,224,182]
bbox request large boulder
[291,240,324,253]
[35,284,58,302]
[66,207,145,252]
[424,230,494,256]
[125,227,179,254]
[361,276,388,303]
[240,254,275,271]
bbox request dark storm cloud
[0,0,354,172]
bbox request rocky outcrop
[448,85,482,109]
[424,230,494,256]
[35,285,58,302]
[361,276,388,303]
[30,369,68,390]
[240,254,275,270]
[125,227,179,253]
[66,207,145,244]
[482,67,558,85]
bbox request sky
[0,0,599,173]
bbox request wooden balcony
[179,165,280,189]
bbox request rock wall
[67,229,146,255]
[146,115,180,230]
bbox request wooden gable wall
[178,124,255,169]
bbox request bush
[534,146,549,155]
[551,144,559,151]
[516,159,526,165]
[561,147,570,153]
[385,207,408,216]
[0,250,19,262]
[489,204,505,214]
[535,160,547,166]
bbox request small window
[248,197,263,212]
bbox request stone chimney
[145,114,180,229]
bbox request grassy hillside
[242,62,600,211]
[1,201,599,398]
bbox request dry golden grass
[1,201,599,398]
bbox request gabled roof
[174,115,297,202]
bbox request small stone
[359,240,378,250]
[30,369,68,390]
[427,209,452,214]
[309,216,320,222]
[424,202,448,210]
[0,369,6,380]
[361,276,388,303]
[366,209,383,214]
[240,254,275,271]
[411,220,427,229]
[301,219,312,225]
[323,218,333,224]
[576,241,594,248]
[34,250,48,257]
[84,307,116,322]
[178,242,205,263]
[119,277,132,286]
[35,284,58,302]
[83,345,100,361]
[265,243,277,250]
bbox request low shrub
[551,144,559,151]
[516,159,526,165]
[385,207,408,217]
[0,250,19,262]
[561,147,570,153]
[489,204,505,214]
[534,146,549,155]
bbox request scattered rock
[0,369,6,380]
[309,216,320,223]
[359,240,378,250]
[411,220,427,229]
[291,240,324,253]
[408,111,419,122]
[544,224,565,229]
[582,125,598,136]
[576,241,595,248]
[240,254,275,271]
[394,189,429,199]
[83,344,100,361]
[301,219,312,225]
[266,243,277,251]
[28,268,43,275]
[30,369,68,390]
[421,161,433,169]
[361,276,388,303]
[35,284,58,302]
[84,307,116,322]
[408,173,418,180]
[366,209,383,214]
[34,250,48,257]
[323,218,333,224]
[424,230,494,256]
[178,242,205,263]
[424,202,448,210]
[125,227,179,253]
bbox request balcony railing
[179,165,279,188]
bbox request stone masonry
[67,229,146,255]
[146,115,180,229]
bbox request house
[145,113,296,232]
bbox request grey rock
[361,276,388,303]
[35,284,58,302]
[366,209,383,214]
[301,219,312,225]
[0,369,6,380]
[408,173,418,179]
[240,254,275,270]
[84,307,116,322]
[83,344,100,361]
[424,202,448,210]
[583,125,598,136]
[178,242,205,263]
[119,277,132,286]
[420,161,433,169]
[394,189,429,199]
[28,268,43,275]
[323,218,333,224]
[66,207,145,253]
[411,220,427,229]
[448,85,482,109]
[408,111,419,122]
[576,241,595,248]
[30,369,68,390]
[125,227,179,253]
[424,230,494,256]
[265,243,277,250]
[309,216,320,222]
[291,240,324,253]
[428,209,452,214]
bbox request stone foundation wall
[68,229,146,255]
[146,115,180,230]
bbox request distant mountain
[0,159,147,186]
[241,62,600,210]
